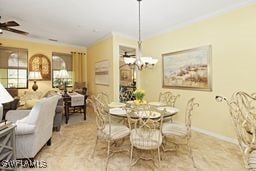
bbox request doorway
[119,45,136,102]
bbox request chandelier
[123,0,158,71]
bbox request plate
[108,102,126,108]
[126,101,134,104]
[157,107,179,114]
[135,111,161,118]
[109,108,127,116]
[148,101,166,107]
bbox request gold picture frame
[162,45,212,91]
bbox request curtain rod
[71,51,87,55]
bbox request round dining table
[109,106,179,119]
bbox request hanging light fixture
[123,0,158,70]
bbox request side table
[0,124,16,170]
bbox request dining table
[108,101,179,119]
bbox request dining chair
[216,92,256,169]
[159,91,180,107]
[87,96,130,170]
[162,97,199,167]
[127,104,164,168]
[96,92,110,106]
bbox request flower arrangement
[133,88,146,105]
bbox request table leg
[65,102,69,124]
[84,104,86,120]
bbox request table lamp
[0,83,13,122]
[29,71,42,91]
[58,69,69,94]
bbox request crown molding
[0,34,86,49]
[145,0,256,41]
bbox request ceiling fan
[0,16,28,35]
[120,51,136,58]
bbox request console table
[0,124,16,170]
[62,93,88,124]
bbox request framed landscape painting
[162,45,212,91]
[95,60,109,86]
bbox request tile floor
[20,108,245,171]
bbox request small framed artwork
[29,54,51,80]
[95,60,109,86]
[162,45,212,91]
[120,69,131,82]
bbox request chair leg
[91,136,99,158]
[187,139,196,168]
[47,138,51,146]
[130,145,134,167]
[158,147,161,169]
[105,141,111,171]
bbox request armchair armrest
[5,110,31,123]
[15,122,36,135]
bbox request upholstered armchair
[5,95,59,159]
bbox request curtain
[71,52,86,83]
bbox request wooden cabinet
[0,124,16,170]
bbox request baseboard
[174,121,238,145]
[191,126,238,145]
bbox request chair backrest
[159,91,180,107]
[216,92,256,167]
[184,98,199,138]
[96,92,110,107]
[229,92,256,151]
[127,104,164,148]
[19,95,59,127]
[87,96,109,132]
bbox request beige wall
[87,37,114,99]
[0,38,87,95]
[141,4,256,138]
[87,35,137,101]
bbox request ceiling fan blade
[3,21,19,27]
[2,27,28,35]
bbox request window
[52,52,73,88]
[0,46,28,88]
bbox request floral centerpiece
[133,88,146,105]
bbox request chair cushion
[130,128,162,150]
[162,122,187,137]
[99,124,130,140]
[249,150,256,169]
[24,99,40,109]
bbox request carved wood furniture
[62,93,88,124]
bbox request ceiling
[0,0,254,47]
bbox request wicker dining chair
[162,97,199,167]
[159,91,180,107]
[127,104,164,168]
[96,92,110,107]
[216,92,256,170]
[87,96,130,170]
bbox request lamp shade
[0,83,13,104]
[57,69,69,79]
[29,71,42,80]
